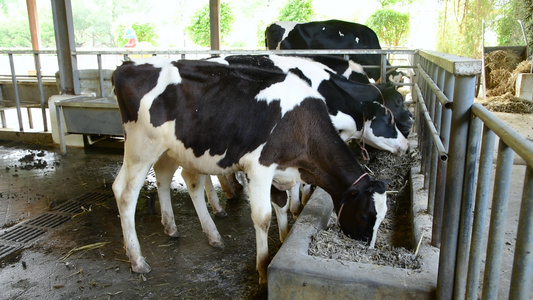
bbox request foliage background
[186,2,235,47]
[0,0,531,59]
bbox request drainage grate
[0,226,47,243]
[26,213,71,229]
[54,200,86,214]
[0,185,116,261]
[0,244,20,257]
[75,191,114,205]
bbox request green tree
[366,9,410,46]
[277,0,315,22]
[116,22,159,47]
[187,2,235,47]
[495,0,533,58]
[436,0,494,58]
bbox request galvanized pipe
[414,84,448,161]
[453,114,482,300]
[8,53,24,131]
[437,74,477,300]
[97,54,105,98]
[472,103,533,168]
[432,72,454,246]
[481,141,514,299]
[465,125,496,300]
[417,63,453,108]
[508,166,533,300]
[33,52,48,131]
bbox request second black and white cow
[112,57,387,284]
[265,19,403,82]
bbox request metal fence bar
[414,85,448,160]
[97,54,105,98]
[465,124,496,300]
[8,53,23,131]
[437,74,477,300]
[509,166,533,300]
[453,114,482,300]
[481,141,514,300]
[33,52,48,131]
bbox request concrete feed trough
[268,166,439,299]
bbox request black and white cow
[112,57,388,284]
[205,54,410,238]
[265,19,404,83]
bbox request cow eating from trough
[111,57,388,284]
[153,54,411,243]
[265,19,404,83]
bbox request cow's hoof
[209,239,225,249]
[131,259,151,274]
[214,210,228,218]
[165,228,180,238]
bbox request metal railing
[0,48,413,133]
[414,50,533,299]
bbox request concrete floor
[0,140,280,299]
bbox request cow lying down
[112,57,388,284]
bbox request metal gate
[414,50,533,300]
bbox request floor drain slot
[0,226,47,243]
[75,192,114,205]
[27,213,71,229]
[0,244,20,257]
[54,200,85,214]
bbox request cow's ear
[366,180,387,194]
[342,185,361,203]
[362,101,379,119]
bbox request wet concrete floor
[0,139,281,299]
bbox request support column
[209,0,220,50]
[51,0,79,95]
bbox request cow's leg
[153,153,180,237]
[181,169,224,248]
[301,184,315,206]
[247,167,275,285]
[288,183,303,220]
[217,174,236,200]
[271,187,289,242]
[205,176,228,218]
[113,157,154,274]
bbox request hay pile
[482,50,532,113]
[477,92,533,113]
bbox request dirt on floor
[0,141,280,299]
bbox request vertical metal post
[51,0,80,95]
[481,142,514,299]
[8,53,24,131]
[56,104,67,155]
[432,71,454,247]
[508,166,533,300]
[453,114,482,300]
[465,125,496,300]
[428,67,445,215]
[381,52,387,83]
[34,52,48,131]
[437,74,477,300]
[209,0,220,50]
[97,54,105,98]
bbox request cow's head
[377,83,413,138]
[362,101,409,155]
[337,176,387,248]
